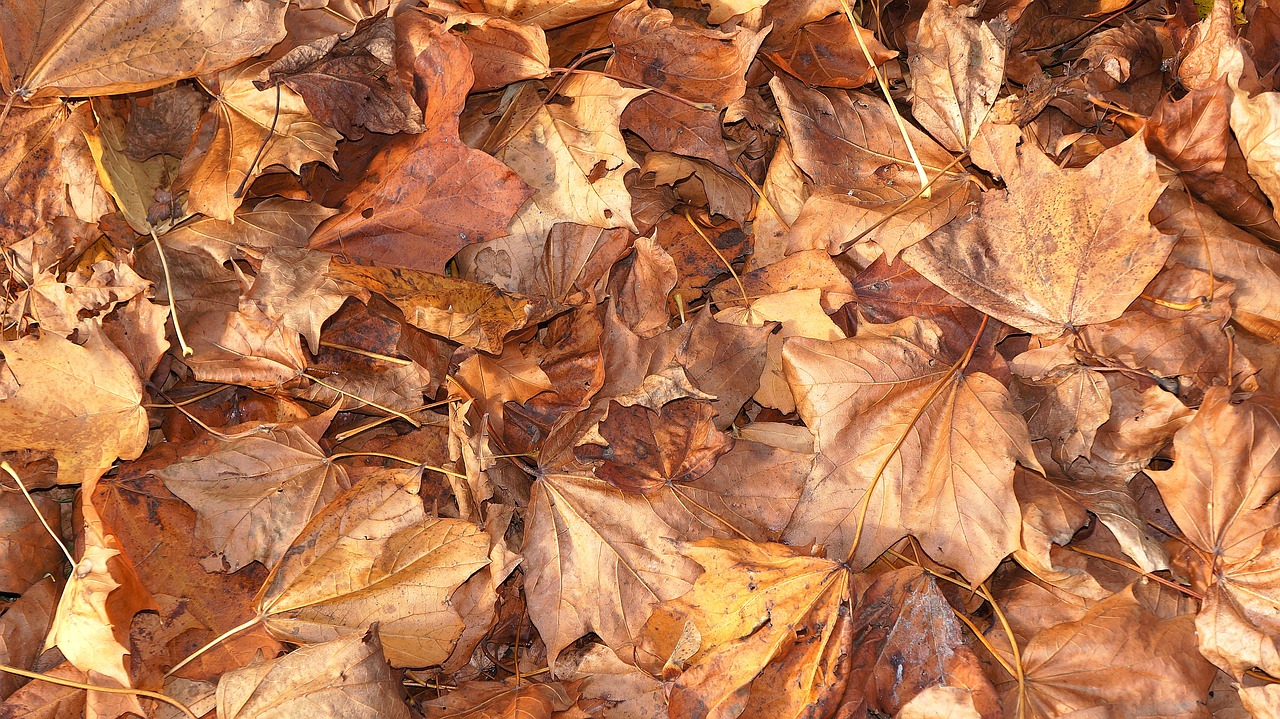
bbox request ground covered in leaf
[2,0,1280,716]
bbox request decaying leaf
[902,123,1174,335]
[256,468,491,667]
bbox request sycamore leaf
[162,198,338,266]
[0,576,58,700]
[263,14,426,139]
[774,76,976,260]
[0,490,63,594]
[445,13,552,92]
[0,0,286,98]
[575,399,735,494]
[255,468,491,667]
[496,75,645,232]
[309,15,531,273]
[607,0,767,108]
[764,14,896,90]
[781,316,1039,583]
[245,247,361,355]
[0,103,112,240]
[329,262,540,354]
[901,123,1174,336]
[522,470,703,665]
[455,0,630,30]
[1000,585,1215,718]
[1148,388,1280,677]
[217,630,412,719]
[908,0,1005,152]
[0,329,147,487]
[45,512,155,700]
[183,60,340,221]
[156,425,349,573]
[638,538,853,719]
[421,680,578,718]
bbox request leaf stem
[0,662,198,719]
[150,229,193,357]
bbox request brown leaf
[495,74,644,232]
[622,95,733,170]
[329,261,540,354]
[0,102,113,242]
[1011,341,1112,462]
[782,316,1039,583]
[521,470,703,664]
[245,247,361,354]
[908,0,1005,152]
[445,14,552,92]
[607,0,767,108]
[217,630,412,719]
[421,680,578,719]
[310,17,531,272]
[575,399,734,494]
[161,198,337,266]
[459,0,630,29]
[0,0,285,97]
[255,467,491,667]
[181,60,341,221]
[0,329,148,487]
[1149,388,1280,677]
[0,489,64,594]
[902,123,1174,335]
[0,577,59,700]
[1000,585,1215,718]
[764,14,897,89]
[842,567,1000,718]
[264,15,426,139]
[155,425,349,573]
[775,77,977,260]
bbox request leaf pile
[3,0,1280,716]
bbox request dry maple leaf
[444,13,552,92]
[0,490,64,594]
[908,0,1005,152]
[0,329,148,487]
[575,398,735,494]
[420,680,579,718]
[181,59,340,222]
[328,261,541,354]
[901,123,1174,336]
[0,576,58,700]
[782,316,1039,583]
[256,467,491,667]
[774,76,977,260]
[217,630,411,719]
[995,584,1214,718]
[495,73,644,234]
[309,15,531,273]
[1148,388,1280,677]
[263,14,426,139]
[155,425,349,573]
[0,0,286,98]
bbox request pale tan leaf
[908,0,1005,152]
[0,0,286,97]
[217,630,412,719]
[0,329,147,487]
[256,468,491,667]
[156,426,349,573]
[902,123,1174,335]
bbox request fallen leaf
[329,261,539,354]
[0,489,64,594]
[575,399,735,494]
[0,0,286,97]
[908,0,1006,152]
[1148,388,1280,677]
[256,467,491,667]
[0,576,59,700]
[782,316,1039,583]
[156,425,349,573]
[0,329,148,487]
[421,680,578,718]
[309,16,531,272]
[495,74,644,232]
[181,60,340,221]
[217,630,412,719]
[902,123,1174,335]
